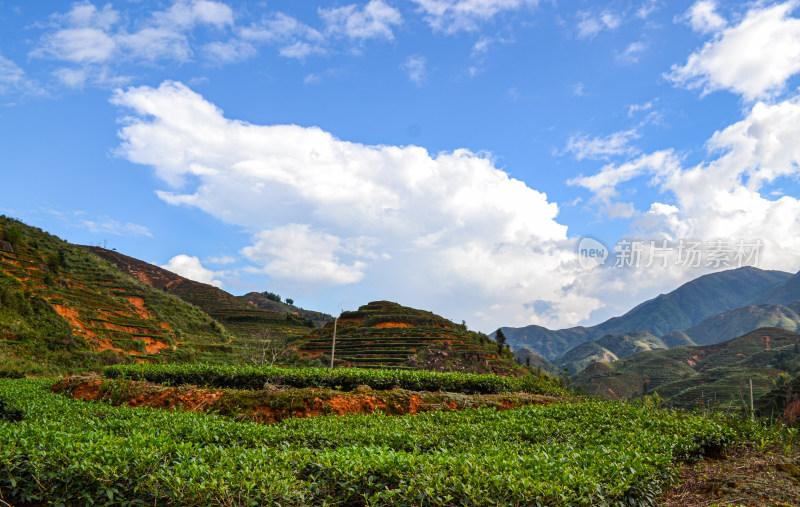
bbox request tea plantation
[0,377,784,506]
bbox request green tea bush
[0,378,783,506]
[0,397,23,422]
[105,363,567,395]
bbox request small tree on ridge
[495,328,506,355]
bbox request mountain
[297,301,529,374]
[556,331,666,375]
[680,302,800,346]
[512,347,561,376]
[87,247,325,350]
[559,302,800,375]
[753,271,800,305]
[502,267,793,360]
[238,291,333,328]
[660,330,697,348]
[499,325,593,363]
[574,328,800,410]
[0,216,234,375]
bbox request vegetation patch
[1,378,785,506]
[52,376,560,423]
[0,397,23,422]
[105,363,567,395]
[298,300,534,374]
[0,216,237,374]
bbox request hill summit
[298,301,528,374]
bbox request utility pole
[750,379,755,420]
[330,317,338,368]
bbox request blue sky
[2,0,800,332]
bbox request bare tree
[250,329,291,366]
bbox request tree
[286,298,294,306]
[2,226,23,249]
[495,328,506,355]
[262,291,281,303]
[250,329,291,366]
[44,251,61,273]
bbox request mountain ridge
[573,327,800,411]
[503,267,793,360]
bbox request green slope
[298,301,535,375]
[682,303,800,346]
[0,216,234,375]
[574,327,800,411]
[86,246,324,362]
[556,331,666,375]
[549,301,800,377]
[238,291,333,327]
[503,267,792,360]
[753,271,800,305]
[512,347,562,376]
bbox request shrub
[105,363,568,396]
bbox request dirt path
[660,446,800,506]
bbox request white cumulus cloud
[161,254,224,287]
[684,0,727,34]
[242,224,367,285]
[111,80,598,330]
[669,1,800,100]
[570,95,800,273]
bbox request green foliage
[105,363,567,396]
[495,327,507,355]
[0,215,240,373]
[0,378,787,506]
[44,250,62,273]
[575,328,800,412]
[1,225,23,248]
[301,301,526,373]
[0,397,23,422]
[285,298,294,306]
[262,291,281,302]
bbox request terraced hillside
[298,301,525,374]
[86,247,320,354]
[239,291,333,328]
[0,216,231,374]
[574,327,800,411]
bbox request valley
[2,215,800,506]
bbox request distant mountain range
[502,267,799,373]
[574,327,800,411]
